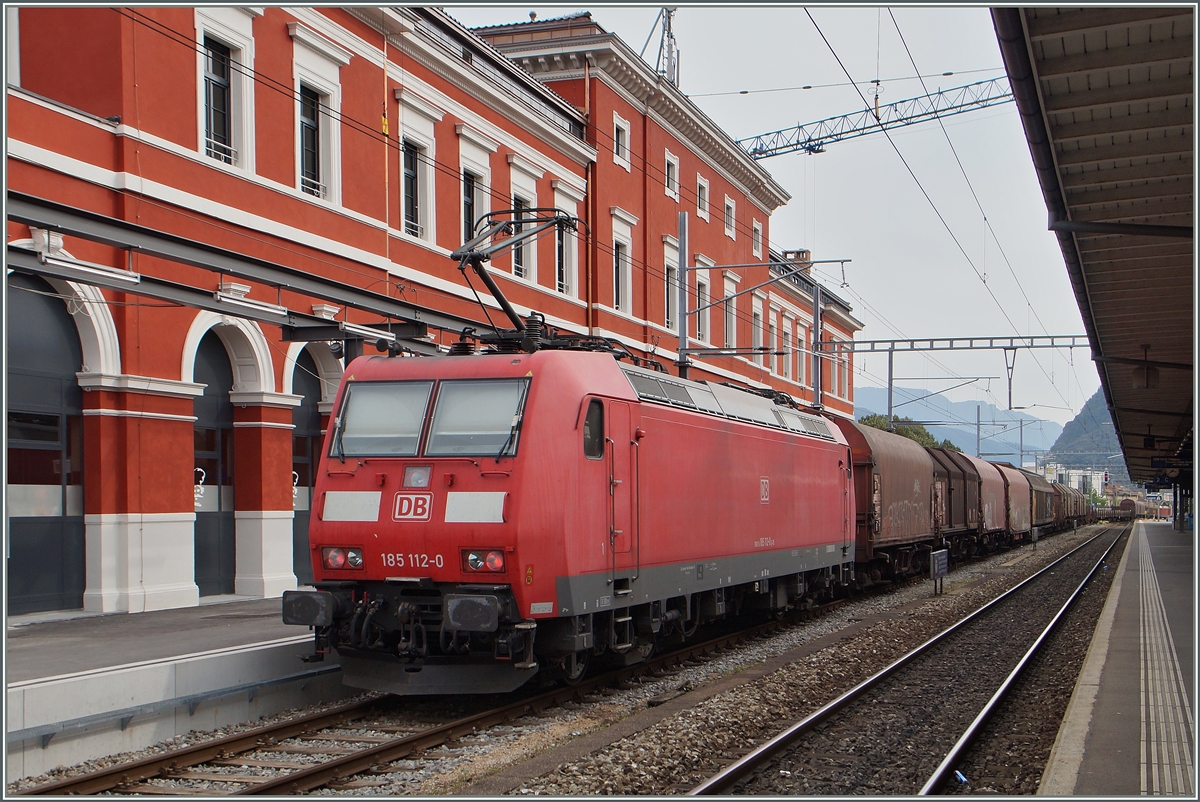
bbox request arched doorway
[6,273,86,613]
[291,347,323,585]
[193,332,236,596]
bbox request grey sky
[447,5,1100,427]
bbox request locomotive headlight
[463,549,506,572]
[322,547,364,570]
[403,466,432,488]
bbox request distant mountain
[853,386,1063,467]
[1046,389,1129,486]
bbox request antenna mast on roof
[639,8,680,86]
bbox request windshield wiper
[332,417,347,463]
[495,381,529,461]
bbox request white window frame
[752,219,763,258]
[723,275,738,349]
[611,206,638,315]
[752,305,763,366]
[724,195,736,240]
[663,236,679,329]
[694,256,714,344]
[768,310,778,374]
[396,88,444,244]
[612,111,631,171]
[552,179,585,298]
[195,8,259,173]
[456,123,497,246]
[664,149,680,200]
[613,239,632,313]
[508,153,542,282]
[696,175,710,221]
[797,323,808,386]
[782,318,793,380]
[289,22,350,205]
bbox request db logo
[760,477,770,504]
[393,493,433,521]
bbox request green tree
[858,414,961,452]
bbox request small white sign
[323,491,382,522]
[444,492,506,523]
[530,601,554,615]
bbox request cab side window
[583,399,604,459]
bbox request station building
[5,7,862,616]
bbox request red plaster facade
[5,7,859,614]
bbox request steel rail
[689,526,1121,795]
[234,616,810,794]
[16,606,810,796]
[12,696,382,796]
[918,523,1129,794]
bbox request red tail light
[322,547,363,570]
[463,549,506,572]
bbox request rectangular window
[798,325,807,384]
[665,265,677,329]
[724,290,736,349]
[613,112,631,170]
[512,195,529,278]
[613,241,629,312]
[664,151,679,199]
[768,321,777,373]
[299,85,323,197]
[752,310,763,365]
[403,141,422,237]
[204,37,234,164]
[556,226,569,294]
[333,381,433,458]
[463,170,478,242]
[696,177,709,220]
[782,324,792,379]
[696,280,708,341]
[752,220,763,257]
[426,379,530,457]
[724,197,736,239]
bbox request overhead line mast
[737,77,1013,159]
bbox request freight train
[281,338,1090,695]
[282,210,1090,695]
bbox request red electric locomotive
[282,347,856,695]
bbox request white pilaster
[234,511,298,598]
[83,514,200,613]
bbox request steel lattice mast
[736,77,1013,159]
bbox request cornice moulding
[394,88,447,122]
[610,205,639,227]
[455,123,500,153]
[507,152,545,179]
[287,22,353,67]
[76,373,206,398]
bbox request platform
[1041,521,1195,796]
[6,595,352,780]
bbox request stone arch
[8,239,122,376]
[181,311,275,392]
[281,340,342,408]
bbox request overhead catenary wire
[803,9,1077,414]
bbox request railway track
[689,524,1128,796]
[15,604,836,796]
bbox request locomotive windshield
[426,378,530,457]
[333,381,433,457]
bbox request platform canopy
[992,7,1194,488]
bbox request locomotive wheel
[560,649,590,685]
